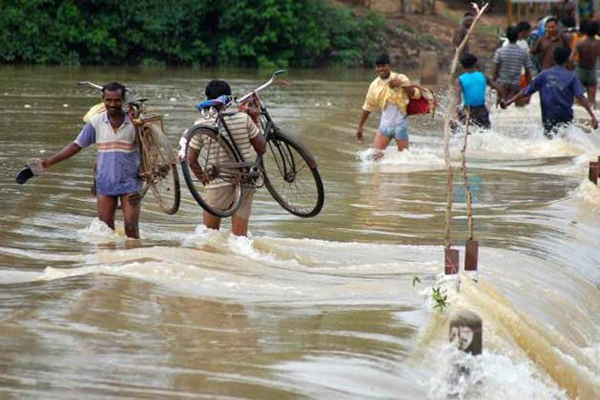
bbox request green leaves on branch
[0,0,386,67]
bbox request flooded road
[1,65,599,399]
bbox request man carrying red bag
[356,54,422,159]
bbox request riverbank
[339,0,508,69]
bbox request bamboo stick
[443,3,489,249]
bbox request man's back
[526,66,584,122]
[190,112,259,189]
[494,43,533,85]
[576,38,600,69]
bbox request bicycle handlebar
[77,81,103,91]
[236,70,286,104]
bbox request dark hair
[102,82,126,99]
[205,80,231,99]
[375,53,390,65]
[516,21,531,33]
[463,11,475,18]
[587,21,599,37]
[562,16,576,29]
[460,53,478,68]
[506,26,519,43]
[554,46,570,65]
[546,17,558,26]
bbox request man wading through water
[36,83,142,238]
[356,54,421,159]
[502,47,598,136]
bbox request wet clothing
[75,112,140,196]
[576,66,598,87]
[459,71,487,107]
[379,103,409,140]
[188,112,259,189]
[459,105,491,129]
[204,185,254,220]
[493,43,534,87]
[523,66,585,134]
[531,34,570,70]
[362,71,421,115]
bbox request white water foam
[427,346,568,400]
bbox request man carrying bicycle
[187,80,266,237]
[356,53,421,159]
[37,82,142,238]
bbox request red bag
[407,97,431,115]
[406,85,437,116]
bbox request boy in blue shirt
[455,53,504,130]
[502,46,598,137]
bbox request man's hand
[356,127,364,142]
[41,159,50,169]
[591,116,599,130]
[500,100,508,109]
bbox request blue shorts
[379,124,409,141]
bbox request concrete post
[449,310,482,355]
[420,51,438,85]
[589,161,598,184]
[445,248,459,275]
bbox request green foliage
[431,285,449,312]
[0,0,386,67]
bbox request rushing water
[0,65,599,399]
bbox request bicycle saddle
[196,95,230,111]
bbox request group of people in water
[357,10,600,158]
[15,8,600,242]
[17,80,261,240]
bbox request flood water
[0,65,599,399]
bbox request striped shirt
[189,112,259,189]
[75,112,140,196]
[493,43,534,86]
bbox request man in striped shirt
[188,80,266,237]
[40,82,142,238]
[493,26,534,107]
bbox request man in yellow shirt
[356,54,420,158]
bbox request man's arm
[356,109,370,142]
[491,49,501,82]
[454,80,462,107]
[501,87,528,108]
[389,75,421,98]
[576,94,599,129]
[530,37,541,56]
[250,133,266,155]
[486,76,505,101]
[41,142,82,169]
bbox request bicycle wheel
[262,130,324,217]
[139,123,181,214]
[181,125,243,218]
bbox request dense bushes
[0,0,386,67]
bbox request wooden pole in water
[461,110,479,275]
[449,310,482,355]
[443,3,488,275]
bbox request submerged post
[589,161,598,185]
[449,310,482,355]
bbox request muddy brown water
[0,65,599,399]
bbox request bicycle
[180,70,324,218]
[78,81,181,215]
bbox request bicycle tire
[262,130,324,217]
[181,125,243,218]
[138,124,181,215]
